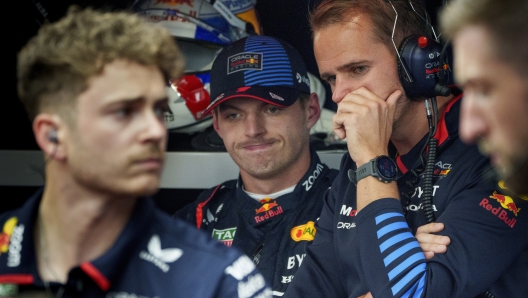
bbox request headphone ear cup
[47,129,58,144]
[398,35,416,95]
[398,35,446,100]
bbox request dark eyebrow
[104,97,143,109]
[218,102,241,112]
[218,100,269,112]
[105,96,169,109]
[320,60,371,80]
[154,97,169,105]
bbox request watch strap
[356,159,376,183]
[347,169,357,185]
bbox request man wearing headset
[284,0,528,297]
[174,34,339,297]
[0,7,270,297]
[440,0,528,200]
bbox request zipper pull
[252,244,264,265]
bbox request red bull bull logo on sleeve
[479,191,521,228]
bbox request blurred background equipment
[133,0,262,134]
[3,0,443,214]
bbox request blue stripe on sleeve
[375,212,404,224]
[379,232,414,253]
[388,252,425,280]
[374,212,427,297]
[401,282,418,298]
[391,262,426,295]
[384,242,421,267]
[414,272,426,297]
[377,221,408,238]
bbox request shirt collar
[1,188,156,291]
[396,94,463,175]
[85,197,155,290]
[236,145,328,209]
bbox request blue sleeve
[356,199,428,297]
[356,166,528,297]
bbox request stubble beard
[504,154,528,197]
[504,158,528,196]
[481,141,528,197]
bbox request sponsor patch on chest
[212,227,237,247]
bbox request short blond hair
[17,6,185,121]
[310,0,428,52]
[440,0,528,78]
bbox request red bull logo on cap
[479,191,521,228]
[228,52,262,74]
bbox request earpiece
[398,34,453,100]
[47,129,58,144]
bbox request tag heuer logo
[212,227,237,247]
[0,283,18,296]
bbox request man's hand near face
[333,87,403,211]
[333,87,402,165]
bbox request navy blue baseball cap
[203,35,311,115]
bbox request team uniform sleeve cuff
[355,197,403,225]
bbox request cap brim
[203,86,301,116]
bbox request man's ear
[33,113,68,161]
[211,109,222,136]
[306,92,321,129]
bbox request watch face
[377,156,397,179]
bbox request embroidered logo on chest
[212,227,237,247]
[139,235,183,273]
[254,198,283,223]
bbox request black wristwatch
[352,155,398,184]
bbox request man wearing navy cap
[174,35,339,296]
